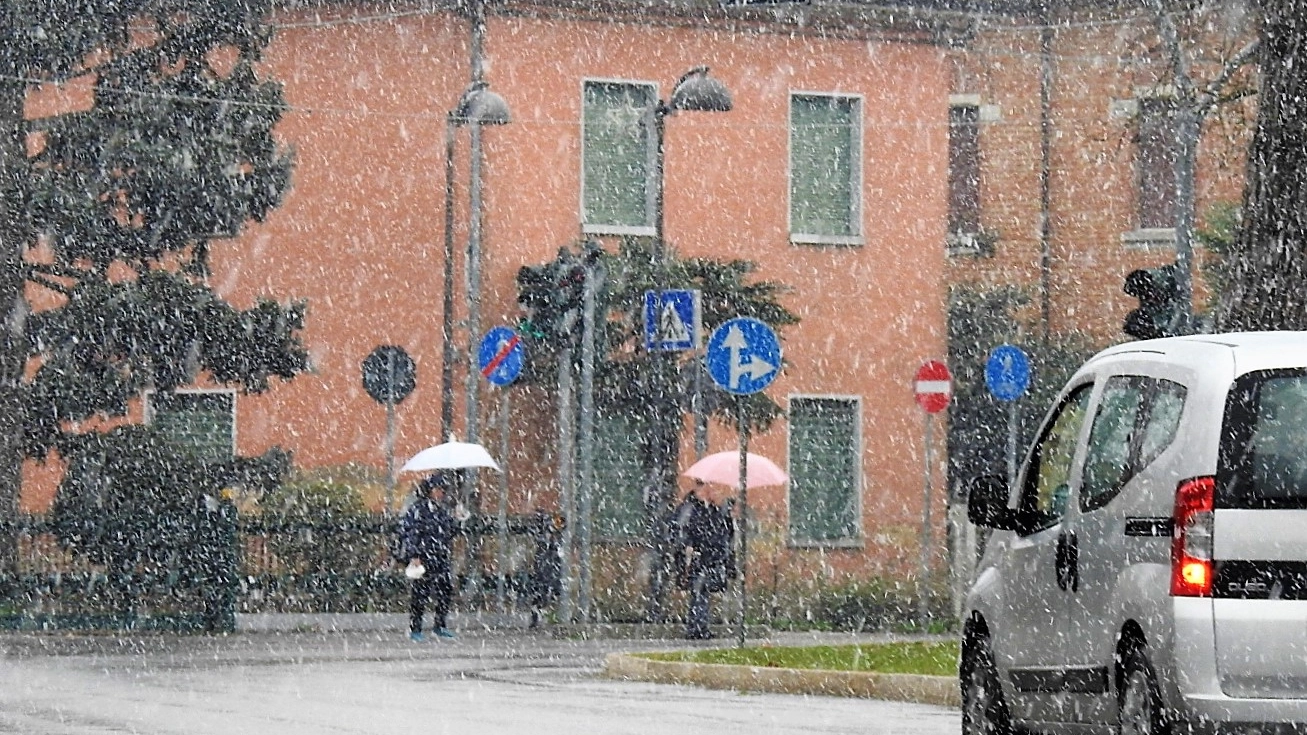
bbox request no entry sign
[914,359,952,414]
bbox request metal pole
[1007,401,1018,488]
[440,114,458,443]
[465,122,484,475]
[384,395,396,514]
[556,347,576,622]
[1174,106,1198,326]
[918,412,934,626]
[736,403,749,648]
[577,262,598,622]
[496,389,510,613]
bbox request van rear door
[1213,371,1307,699]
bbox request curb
[602,652,960,708]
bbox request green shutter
[583,82,654,229]
[790,95,858,238]
[788,397,859,542]
[151,392,235,462]
[593,410,647,539]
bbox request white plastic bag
[405,560,426,580]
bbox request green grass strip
[639,640,961,677]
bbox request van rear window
[1219,370,1307,509]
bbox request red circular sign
[914,360,952,414]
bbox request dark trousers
[409,567,452,634]
[686,574,713,639]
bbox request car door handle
[1056,530,1079,592]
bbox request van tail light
[1171,476,1215,597]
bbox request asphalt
[234,611,960,709]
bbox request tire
[1118,646,1171,735]
[961,635,1013,735]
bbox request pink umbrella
[682,450,788,489]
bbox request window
[1137,97,1179,230]
[1221,370,1307,509]
[790,94,861,244]
[1018,385,1092,534]
[593,410,646,540]
[147,390,235,462]
[582,80,655,233]
[1082,377,1147,509]
[788,397,860,544]
[948,104,980,242]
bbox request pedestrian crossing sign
[643,289,701,351]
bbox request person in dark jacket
[671,483,736,640]
[526,510,564,629]
[400,473,460,641]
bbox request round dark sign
[362,345,416,405]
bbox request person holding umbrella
[670,481,735,640]
[400,472,464,641]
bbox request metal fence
[0,512,558,632]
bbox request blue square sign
[644,289,700,351]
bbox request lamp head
[454,82,512,125]
[669,66,733,113]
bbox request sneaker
[434,627,456,639]
[409,631,425,642]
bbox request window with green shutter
[593,409,647,540]
[790,94,861,245]
[583,81,656,233]
[788,396,861,544]
[148,390,235,462]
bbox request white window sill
[1121,227,1176,250]
[790,233,864,247]
[582,223,654,238]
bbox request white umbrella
[401,440,501,472]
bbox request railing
[0,512,561,631]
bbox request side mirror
[966,474,1022,531]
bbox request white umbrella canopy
[400,440,501,472]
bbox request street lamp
[645,66,731,622]
[652,66,733,265]
[440,81,511,443]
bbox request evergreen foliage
[946,286,1095,495]
[0,4,305,578]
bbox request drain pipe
[1037,15,1054,339]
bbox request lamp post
[440,82,511,444]
[646,66,731,621]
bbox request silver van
[962,332,1307,735]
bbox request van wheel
[1118,647,1170,735]
[961,636,1012,735]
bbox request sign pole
[496,389,510,613]
[912,359,953,628]
[918,411,933,626]
[385,395,397,514]
[736,402,749,648]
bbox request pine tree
[0,2,305,573]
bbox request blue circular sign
[478,326,525,387]
[985,344,1031,402]
[705,317,781,395]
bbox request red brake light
[1171,476,1215,597]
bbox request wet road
[0,629,961,734]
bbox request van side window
[1081,377,1187,511]
[1082,377,1146,509]
[1018,384,1092,534]
[1137,379,1185,468]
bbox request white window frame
[145,388,237,460]
[788,91,864,247]
[786,393,864,547]
[580,78,658,237]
